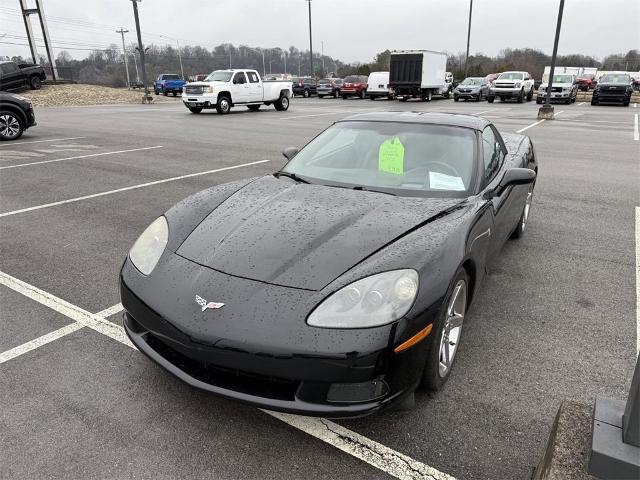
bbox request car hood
[176,175,462,291]
[540,82,572,88]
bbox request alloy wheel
[438,280,467,377]
[0,114,21,139]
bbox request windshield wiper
[276,171,310,184]
[353,186,397,196]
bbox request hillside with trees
[10,44,639,87]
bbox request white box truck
[389,50,450,102]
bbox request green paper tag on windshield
[378,137,404,175]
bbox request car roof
[338,111,490,131]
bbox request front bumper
[537,90,572,101]
[489,88,522,98]
[454,90,481,99]
[120,269,432,417]
[181,93,218,108]
[592,90,631,104]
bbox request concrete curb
[533,400,597,480]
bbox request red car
[575,74,597,91]
[341,75,368,99]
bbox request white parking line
[0,159,271,218]
[634,114,639,141]
[577,102,586,106]
[516,119,545,133]
[0,145,163,170]
[515,111,564,134]
[0,270,455,480]
[266,411,454,480]
[0,271,133,347]
[473,109,495,116]
[96,303,124,318]
[0,136,86,147]
[0,323,84,365]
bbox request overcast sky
[2,0,638,63]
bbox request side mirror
[282,146,299,161]
[485,168,536,198]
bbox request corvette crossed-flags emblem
[195,295,225,312]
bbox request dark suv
[292,77,317,97]
[0,92,37,140]
[591,73,633,106]
[317,78,343,98]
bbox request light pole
[130,0,151,102]
[321,40,325,77]
[306,0,313,77]
[159,34,184,79]
[116,27,131,88]
[464,0,473,79]
[538,0,565,119]
[283,51,287,75]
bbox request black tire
[422,90,432,102]
[163,91,168,96]
[359,89,366,99]
[536,98,542,104]
[154,89,159,95]
[370,95,376,101]
[342,95,348,100]
[420,267,469,391]
[215,95,231,114]
[318,95,324,99]
[29,76,42,90]
[399,97,408,102]
[564,97,571,105]
[526,87,533,101]
[571,95,576,103]
[247,104,261,111]
[0,111,25,141]
[188,107,203,114]
[623,101,630,107]
[303,89,310,98]
[517,89,524,103]
[591,99,598,106]
[454,97,459,102]
[172,92,177,97]
[475,92,482,102]
[511,182,534,239]
[487,96,495,103]
[274,94,290,111]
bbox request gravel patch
[19,84,181,107]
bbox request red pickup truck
[575,74,597,91]
[340,75,368,99]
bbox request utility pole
[130,0,151,102]
[464,0,473,79]
[298,54,301,77]
[116,28,131,88]
[283,51,287,75]
[538,0,564,119]
[19,0,57,81]
[321,40,325,76]
[307,0,313,77]
[177,39,184,78]
[130,43,140,82]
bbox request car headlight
[307,269,419,329]
[514,82,521,88]
[129,216,168,275]
[206,86,216,93]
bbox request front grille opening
[145,334,299,401]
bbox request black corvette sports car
[121,112,537,417]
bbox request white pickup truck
[181,69,292,114]
[488,71,535,103]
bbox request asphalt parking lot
[1,96,638,480]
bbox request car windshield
[498,72,524,80]
[344,76,359,82]
[600,74,630,83]
[461,77,483,85]
[282,121,477,198]
[551,75,573,83]
[205,71,233,82]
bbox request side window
[482,126,505,186]
[233,72,247,84]
[248,72,259,83]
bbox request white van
[367,71,393,100]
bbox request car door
[1,63,24,90]
[246,71,262,102]
[231,72,249,103]
[479,125,517,263]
